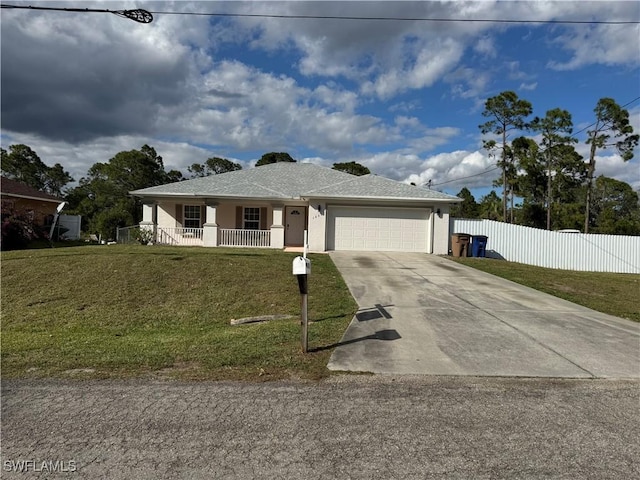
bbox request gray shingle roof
[131,162,459,202]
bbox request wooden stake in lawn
[292,254,311,353]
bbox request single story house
[1,176,62,226]
[130,162,461,254]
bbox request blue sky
[1,1,639,201]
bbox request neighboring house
[1,176,61,226]
[130,162,461,254]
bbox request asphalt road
[2,376,638,479]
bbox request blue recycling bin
[471,235,488,257]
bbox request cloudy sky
[1,0,639,198]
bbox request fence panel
[219,229,271,247]
[451,219,640,274]
[156,227,203,246]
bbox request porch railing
[219,229,271,247]
[156,227,204,246]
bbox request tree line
[1,147,370,240]
[2,92,637,239]
[473,92,639,234]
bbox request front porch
[137,200,307,249]
[154,227,272,247]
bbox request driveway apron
[327,252,640,378]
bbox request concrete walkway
[327,252,640,378]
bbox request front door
[285,206,306,246]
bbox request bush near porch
[1,245,357,380]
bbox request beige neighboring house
[130,162,461,254]
[1,176,61,226]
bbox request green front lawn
[1,245,357,380]
[449,257,640,322]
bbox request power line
[0,4,153,23]
[145,10,640,25]
[431,167,501,187]
[572,96,640,137]
[1,4,638,25]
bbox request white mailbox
[292,256,311,275]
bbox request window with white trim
[243,207,260,230]
[183,205,202,229]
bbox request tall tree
[479,190,503,221]
[591,176,640,235]
[66,145,173,238]
[530,108,577,230]
[508,137,545,228]
[332,161,370,176]
[451,187,480,218]
[45,163,75,197]
[479,91,532,223]
[584,98,639,233]
[255,152,296,166]
[188,157,242,177]
[1,144,74,195]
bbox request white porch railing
[219,229,271,247]
[156,227,204,246]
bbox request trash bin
[471,235,488,257]
[451,233,471,257]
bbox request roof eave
[130,192,299,201]
[302,194,462,203]
[1,192,61,203]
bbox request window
[243,207,260,230]
[183,205,201,229]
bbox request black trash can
[471,235,488,257]
[451,233,471,257]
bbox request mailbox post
[292,256,311,353]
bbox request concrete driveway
[327,252,640,378]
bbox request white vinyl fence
[58,214,82,240]
[452,219,640,274]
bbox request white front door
[285,206,306,246]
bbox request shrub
[1,201,47,250]
[131,227,154,245]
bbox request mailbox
[292,256,311,275]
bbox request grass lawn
[1,245,357,381]
[449,257,639,322]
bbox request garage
[327,206,431,252]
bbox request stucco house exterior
[130,162,461,254]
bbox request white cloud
[361,38,465,99]
[405,150,498,189]
[445,67,491,99]
[548,24,640,71]
[519,82,538,91]
[473,36,497,58]
[2,0,638,193]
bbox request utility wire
[572,96,640,137]
[431,166,501,187]
[142,10,640,25]
[1,4,638,24]
[0,4,153,23]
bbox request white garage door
[328,206,431,252]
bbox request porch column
[140,200,156,233]
[203,200,219,247]
[271,204,285,249]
